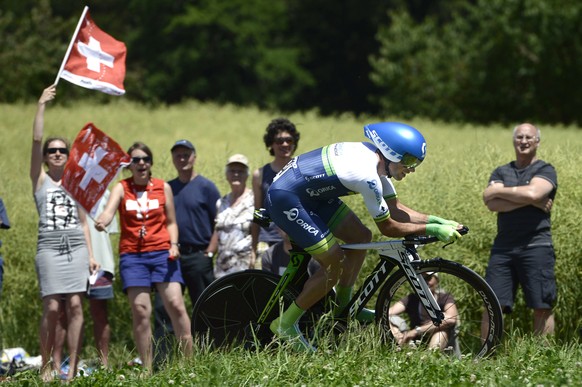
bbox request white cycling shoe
[270,317,316,353]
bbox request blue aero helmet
[364,122,427,168]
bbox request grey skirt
[35,229,89,298]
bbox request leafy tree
[125,0,313,109]
[0,0,72,102]
[370,0,582,124]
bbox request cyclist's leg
[326,206,374,321]
[295,244,343,309]
[267,190,339,350]
[331,209,372,287]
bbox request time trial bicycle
[191,210,503,358]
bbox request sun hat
[226,154,249,168]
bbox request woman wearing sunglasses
[251,118,301,267]
[95,142,192,372]
[31,85,99,381]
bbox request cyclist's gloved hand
[426,224,462,243]
[428,215,459,228]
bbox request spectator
[213,154,254,279]
[31,85,98,381]
[152,139,220,366]
[95,142,192,372]
[388,272,458,350]
[53,191,119,373]
[85,189,119,367]
[251,118,301,266]
[0,197,11,301]
[482,123,557,335]
[261,227,320,277]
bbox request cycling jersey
[267,142,396,255]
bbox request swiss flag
[59,10,127,95]
[63,123,131,218]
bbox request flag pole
[54,6,89,86]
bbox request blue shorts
[267,190,350,255]
[485,244,556,312]
[87,271,114,300]
[119,250,184,292]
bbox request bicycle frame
[257,244,313,324]
[257,239,445,327]
[340,240,445,325]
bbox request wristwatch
[205,251,214,258]
[415,326,422,335]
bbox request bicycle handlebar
[403,226,469,245]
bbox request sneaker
[127,357,142,367]
[270,317,316,353]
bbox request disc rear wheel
[191,270,326,349]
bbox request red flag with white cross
[57,7,127,95]
[62,123,131,218]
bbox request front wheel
[376,258,503,359]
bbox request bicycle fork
[397,248,445,325]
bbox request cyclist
[267,121,462,351]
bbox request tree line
[2,0,582,125]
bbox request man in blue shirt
[153,140,220,365]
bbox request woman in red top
[96,142,192,371]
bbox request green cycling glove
[428,215,459,228]
[426,224,462,243]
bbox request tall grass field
[0,98,581,385]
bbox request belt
[179,244,208,255]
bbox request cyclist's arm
[386,198,429,224]
[354,177,427,237]
[376,217,427,238]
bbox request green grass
[4,328,582,386]
[0,99,581,384]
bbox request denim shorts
[119,250,184,291]
[485,244,556,312]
